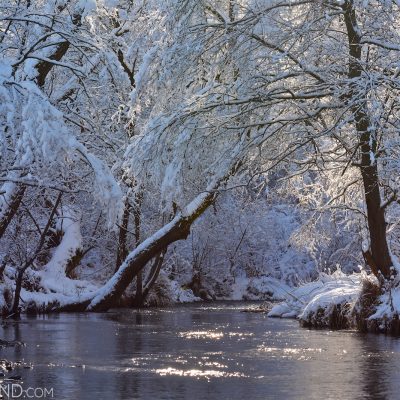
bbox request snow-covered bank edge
[0,265,293,314]
[9,262,400,336]
[125,274,293,307]
[268,270,363,328]
[267,269,400,335]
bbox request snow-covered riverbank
[268,270,362,322]
[266,269,400,335]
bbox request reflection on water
[154,367,248,379]
[178,330,224,339]
[0,303,400,399]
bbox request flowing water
[0,302,399,399]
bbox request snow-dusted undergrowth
[268,270,364,324]
[267,269,400,333]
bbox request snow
[228,276,291,301]
[129,45,158,109]
[268,271,363,320]
[268,303,296,318]
[299,284,359,321]
[0,265,97,312]
[84,153,123,228]
[1,78,123,228]
[369,281,400,321]
[20,283,97,310]
[86,186,219,309]
[77,0,97,16]
[38,207,85,294]
[0,0,399,329]
[229,277,250,301]
[14,205,99,307]
[86,215,182,309]
[0,181,17,222]
[0,205,100,311]
[168,280,200,303]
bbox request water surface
[1,302,399,399]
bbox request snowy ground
[264,268,400,331]
[268,270,363,322]
[144,272,294,306]
[0,252,391,327]
[221,276,291,301]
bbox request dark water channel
[0,302,399,399]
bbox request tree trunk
[359,122,392,279]
[35,9,82,88]
[142,251,165,301]
[343,0,392,279]
[10,193,62,316]
[56,160,241,312]
[133,191,143,305]
[1,7,84,241]
[65,249,85,279]
[115,199,131,272]
[58,189,218,312]
[0,184,26,240]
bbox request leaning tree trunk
[343,0,392,279]
[58,188,219,312]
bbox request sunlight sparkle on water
[256,346,324,360]
[179,330,224,339]
[154,367,248,380]
[179,330,254,340]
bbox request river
[0,302,399,399]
